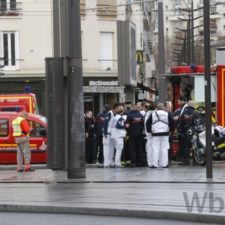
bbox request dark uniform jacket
[94,111,107,136]
[126,110,144,135]
[178,106,199,135]
[85,117,95,137]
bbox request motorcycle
[190,120,225,166]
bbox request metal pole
[187,11,191,64]
[45,58,65,169]
[52,0,60,57]
[204,0,213,179]
[191,0,194,63]
[158,0,167,103]
[67,0,86,179]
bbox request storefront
[83,77,125,115]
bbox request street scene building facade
[0,0,52,114]
[0,0,225,114]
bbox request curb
[0,204,225,224]
[1,179,225,184]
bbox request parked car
[0,112,47,164]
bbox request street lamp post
[158,0,167,103]
[52,0,86,178]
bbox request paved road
[0,213,220,225]
[1,165,225,224]
[0,182,225,223]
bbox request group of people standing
[85,96,202,168]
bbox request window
[28,120,46,137]
[0,0,19,15]
[175,0,181,6]
[0,31,19,70]
[176,21,183,29]
[99,32,113,70]
[175,9,180,16]
[210,6,217,14]
[0,119,8,137]
[0,0,16,11]
[187,0,192,4]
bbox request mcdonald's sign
[136,50,144,65]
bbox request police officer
[178,100,199,165]
[85,110,95,164]
[126,104,144,167]
[94,104,110,165]
[146,103,174,168]
[12,111,34,172]
[173,96,188,161]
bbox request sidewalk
[1,163,225,224]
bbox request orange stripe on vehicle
[0,144,37,147]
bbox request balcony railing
[96,0,117,18]
[80,0,86,16]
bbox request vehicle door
[28,118,47,152]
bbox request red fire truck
[169,64,225,158]
[169,64,225,123]
[0,93,39,114]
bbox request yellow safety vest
[12,116,24,137]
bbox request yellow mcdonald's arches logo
[136,50,144,65]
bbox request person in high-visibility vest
[12,111,34,172]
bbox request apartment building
[0,0,149,114]
[81,0,148,113]
[148,0,225,68]
[0,0,52,113]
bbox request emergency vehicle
[168,64,225,123]
[0,93,39,114]
[0,112,47,164]
[168,64,225,158]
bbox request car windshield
[36,115,47,124]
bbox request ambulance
[0,112,47,164]
[0,93,39,114]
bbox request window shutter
[14,31,19,69]
[100,32,113,70]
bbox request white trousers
[146,134,153,167]
[113,137,124,166]
[152,136,169,167]
[103,135,115,167]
